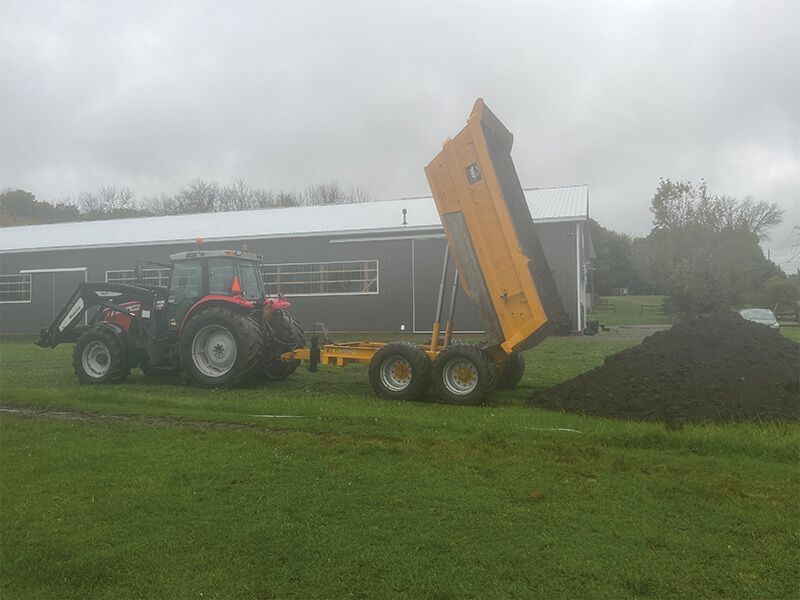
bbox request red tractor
[37,248,305,387]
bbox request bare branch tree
[82,179,369,217]
[220,179,254,212]
[348,186,371,204]
[78,191,102,214]
[719,195,784,240]
[144,193,178,216]
[252,189,277,209]
[275,191,300,207]
[173,179,221,213]
[302,182,346,206]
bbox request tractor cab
[166,249,267,327]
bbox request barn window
[105,268,171,287]
[0,274,32,303]
[261,260,379,296]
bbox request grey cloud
[1,0,797,267]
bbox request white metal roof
[0,185,588,254]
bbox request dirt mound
[529,311,800,423]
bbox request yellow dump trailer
[286,99,568,404]
[425,98,569,357]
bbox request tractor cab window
[168,261,202,303]
[208,259,236,295]
[238,261,264,301]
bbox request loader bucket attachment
[425,98,570,354]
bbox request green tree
[634,179,784,314]
[0,189,81,226]
[761,275,799,313]
[589,220,640,295]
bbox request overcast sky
[1,1,798,269]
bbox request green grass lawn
[782,326,800,343]
[1,332,798,598]
[589,295,674,326]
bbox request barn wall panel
[0,221,584,334]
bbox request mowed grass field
[1,330,798,599]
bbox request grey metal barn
[0,186,591,335]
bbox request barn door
[26,269,87,327]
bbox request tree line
[0,180,371,227]
[591,178,796,314]
[2,176,795,313]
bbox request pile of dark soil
[529,311,800,423]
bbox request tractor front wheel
[431,345,496,404]
[73,325,129,384]
[180,306,263,387]
[368,342,431,400]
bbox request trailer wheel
[180,306,263,387]
[496,352,525,389]
[368,342,431,400]
[432,345,496,404]
[73,325,129,384]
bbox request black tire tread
[73,325,129,384]
[368,341,431,400]
[432,344,496,404]
[180,305,264,387]
[262,309,304,381]
[496,351,525,389]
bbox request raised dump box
[425,98,569,355]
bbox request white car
[739,308,780,330]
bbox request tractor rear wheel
[496,351,525,389]
[432,344,496,404]
[73,325,129,384]
[262,309,304,380]
[180,306,263,387]
[368,342,431,400]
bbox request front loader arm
[36,282,159,348]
